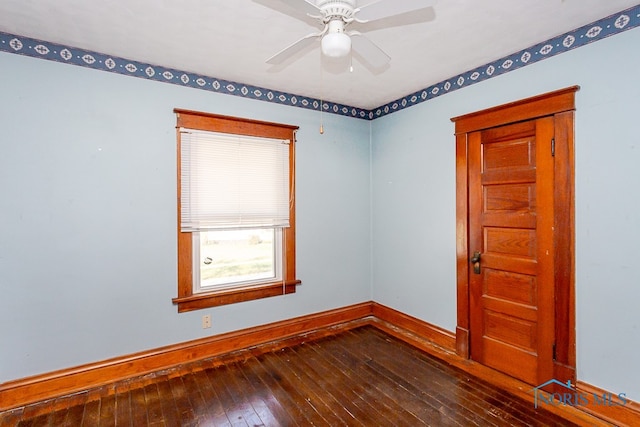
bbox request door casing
[451,86,579,385]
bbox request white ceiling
[0,0,638,109]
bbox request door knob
[470,251,481,274]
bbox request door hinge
[551,138,555,157]
[553,342,556,360]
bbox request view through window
[195,228,281,292]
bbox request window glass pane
[198,229,276,289]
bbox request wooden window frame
[172,109,300,312]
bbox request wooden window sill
[172,280,301,312]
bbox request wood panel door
[468,118,555,386]
[452,86,578,388]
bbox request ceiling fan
[259,0,437,69]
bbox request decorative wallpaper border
[373,4,640,119]
[1,4,639,120]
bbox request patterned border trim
[0,32,372,120]
[1,4,639,121]
[373,5,640,118]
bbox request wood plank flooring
[0,326,582,426]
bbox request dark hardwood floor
[0,326,583,426]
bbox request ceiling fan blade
[269,0,322,16]
[356,0,436,22]
[349,32,391,69]
[266,32,321,65]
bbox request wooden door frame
[451,86,579,384]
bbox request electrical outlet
[202,314,211,329]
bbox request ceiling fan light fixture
[321,31,351,58]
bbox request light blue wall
[372,27,640,399]
[2,24,639,402]
[0,53,372,382]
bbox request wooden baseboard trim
[370,302,456,351]
[2,300,637,427]
[0,302,373,411]
[576,381,640,427]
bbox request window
[173,109,300,312]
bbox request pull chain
[350,49,354,73]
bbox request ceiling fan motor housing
[316,0,356,23]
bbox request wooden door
[468,118,555,386]
[453,87,577,387]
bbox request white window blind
[180,128,290,232]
